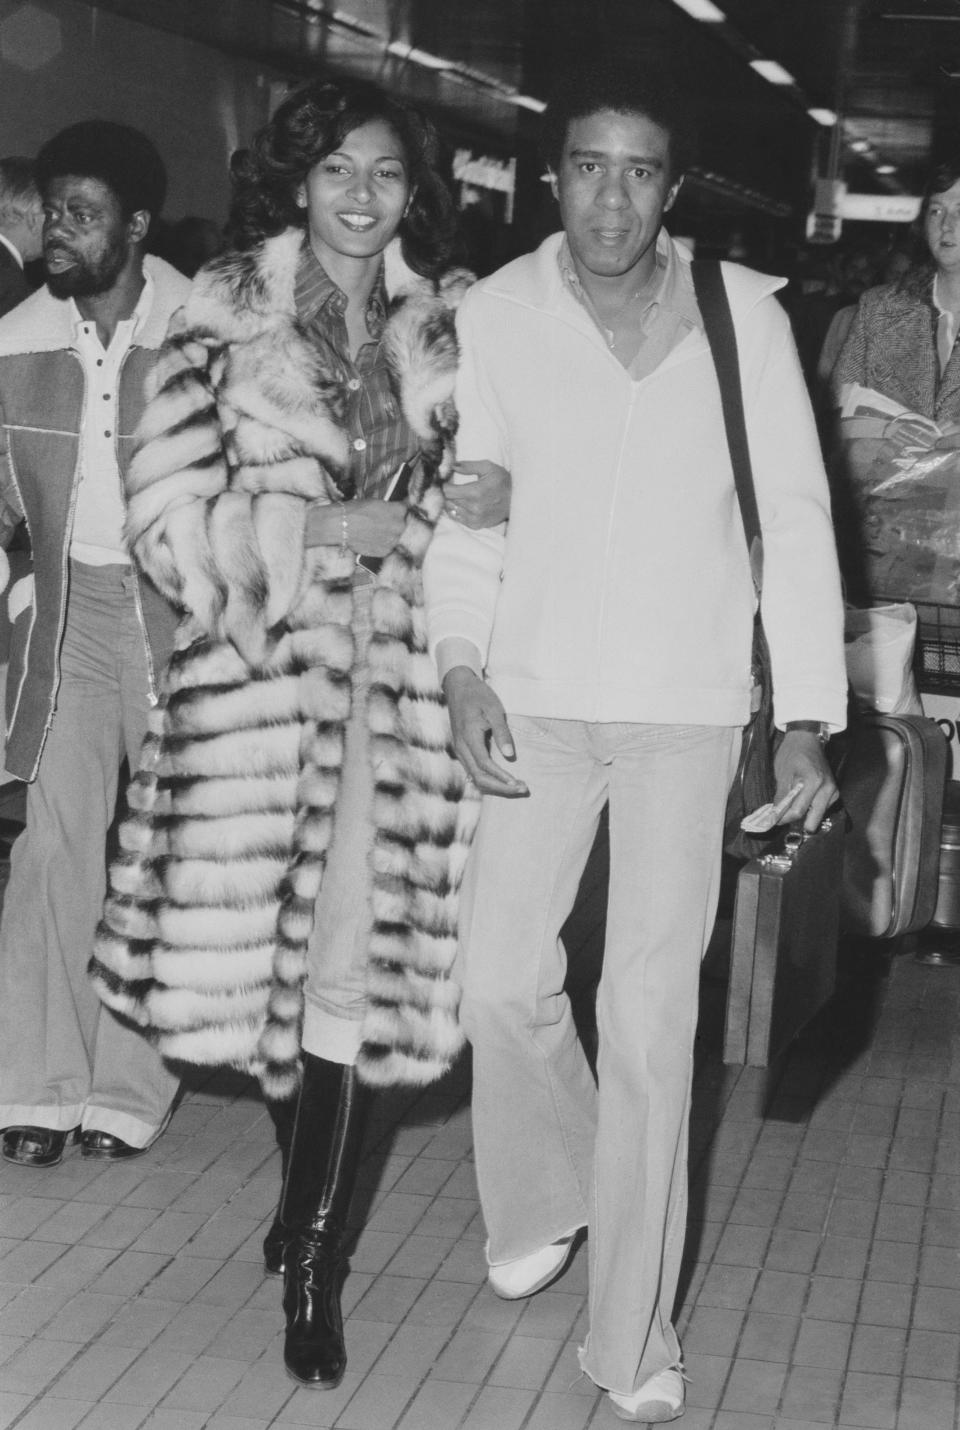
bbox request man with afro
[0,121,189,1167]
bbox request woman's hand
[445,461,512,529]
[934,420,960,451]
[882,414,939,450]
[305,499,407,556]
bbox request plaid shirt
[294,239,418,499]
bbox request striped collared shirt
[559,230,701,379]
[294,239,417,499]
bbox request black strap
[691,259,763,596]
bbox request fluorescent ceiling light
[849,138,871,152]
[875,163,897,174]
[750,58,796,86]
[808,107,838,125]
[385,41,449,70]
[671,0,726,19]
[512,94,547,113]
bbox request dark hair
[226,78,458,276]
[35,121,167,222]
[921,159,960,220]
[0,157,39,213]
[541,59,696,183]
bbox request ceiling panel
[69,0,960,218]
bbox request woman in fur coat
[90,80,508,1388]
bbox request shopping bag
[844,602,922,715]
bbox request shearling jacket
[89,229,479,1098]
[0,257,190,779]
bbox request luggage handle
[760,812,844,870]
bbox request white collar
[68,267,155,340]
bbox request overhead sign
[452,150,515,196]
[840,193,922,223]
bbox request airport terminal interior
[2,2,960,1427]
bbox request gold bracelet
[337,500,349,555]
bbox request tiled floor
[0,921,958,1429]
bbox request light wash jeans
[0,562,180,1147]
[301,581,376,1066]
[457,714,739,1397]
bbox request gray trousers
[0,562,179,1147]
[457,714,738,1398]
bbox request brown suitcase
[838,713,947,939]
[724,815,846,1066]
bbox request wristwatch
[784,720,830,744]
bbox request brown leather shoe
[79,1130,146,1160]
[2,1126,75,1167]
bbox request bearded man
[0,121,189,1167]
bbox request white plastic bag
[844,602,922,715]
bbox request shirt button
[352,437,367,452]
[347,379,361,392]
[104,430,112,438]
[103,393,111,400]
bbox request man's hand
[442,665,528,797]
[772,730,837,834]
[444,461,511,529]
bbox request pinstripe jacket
[832,265,960,423]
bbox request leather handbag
[724,814,847,1066]
[837,711,947,938]
[692,260,779,862]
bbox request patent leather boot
[280,1055,370,1388]
[262,1093,297,1276]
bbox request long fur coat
[89,228,480,1098]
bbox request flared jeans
[457,713,738,1397]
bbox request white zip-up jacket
[424,232,847,732]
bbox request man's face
[925,178,960,277]
[551,108,681,286]
[42,175,137,299]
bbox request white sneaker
[486,1234,578,1299]
[608,1366,685,1422]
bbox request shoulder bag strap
[691,258,763,598]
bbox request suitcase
[929,780,960,929]
[837,713,948,939]
[724,815,846,1066]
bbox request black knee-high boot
[280,1053,370,1388]
[262,1094,298,1275]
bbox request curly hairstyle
[541,57,697,184]
[226,77,458,276]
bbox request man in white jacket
[424,60,846,1424]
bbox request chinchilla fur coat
[88,227,480,1099]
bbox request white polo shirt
[69,272,154,565]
